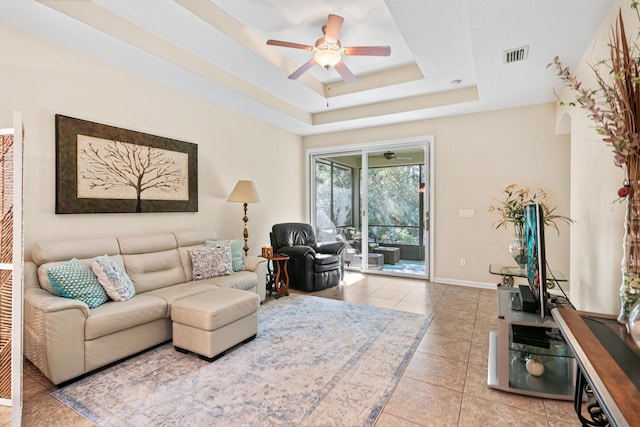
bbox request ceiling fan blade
[334,61,356,84]
[324,14,344,43]
[344,46,391,56]
[266,39,313,51]
[288,58,317,80]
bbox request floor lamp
[227,180,260,256]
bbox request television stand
[487,286,577,400]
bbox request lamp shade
[227,180,260,203]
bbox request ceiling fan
[266,14,391,83]
[381,151,412,160]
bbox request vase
[618,179,640,324]
[509,233,527,269]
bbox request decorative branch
[79,139,185,211]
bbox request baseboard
[432,277,497,290]
[432,276,572,301]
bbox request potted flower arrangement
[489,184,573,268]
[549,3,640,325]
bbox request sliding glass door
[366,149,427,275]
[314,157,355,242]
[309,141,430,278]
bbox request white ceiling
[0,0,612,136]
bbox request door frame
[306,135,434,280]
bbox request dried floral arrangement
[549,5,640,188]
[549,2,640,321]
[489,184,573,236]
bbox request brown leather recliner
[270,223,345,292]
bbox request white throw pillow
[189,242,234,280]
[92,255,136,301]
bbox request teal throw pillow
[46,258,109,308]
[205,238,245,272]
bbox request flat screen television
[524,203,547,318]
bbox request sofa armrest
[243,255,265,273]
[25,286,90,315]
[24,261,90,315]
[24,261,89,384]
[243,255,268,302]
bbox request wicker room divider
[0,133,14,399]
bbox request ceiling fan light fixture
[314,45,341,68]
[313,37,342,68]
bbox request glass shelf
[507,350,575,396]
[489,263,567,288]
[510,339,573,359]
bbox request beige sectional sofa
[23,230,267,385]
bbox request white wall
[0,20,581,303]
[304,103,571,288]
[557,0,631,314]
[0,25,304,258]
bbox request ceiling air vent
[503,46,529,64]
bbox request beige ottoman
[171,288,259,362]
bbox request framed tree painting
[55,115,198,213]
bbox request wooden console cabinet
[552,308,640,427]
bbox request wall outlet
[459,258,466,267]
[459,209,475,218]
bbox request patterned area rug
[52,294,431,426]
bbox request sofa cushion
[206,270,257,292]
[189,244,233,279]
[85,295,168,340]
[92,255,135,301]
[117,233,177,255]
[122,250,186,293]
[174,230,217,247]
[46,258,109,309]
[145,282,219,317]
[32,237,120,265]
[205,238,245,272]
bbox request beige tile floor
[4,272,583,426]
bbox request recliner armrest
[278,245,315,257]
[316,240,346,255]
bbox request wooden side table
[265,254,290,299]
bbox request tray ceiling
[0,0,612,135]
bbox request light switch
[459,208,475,218]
